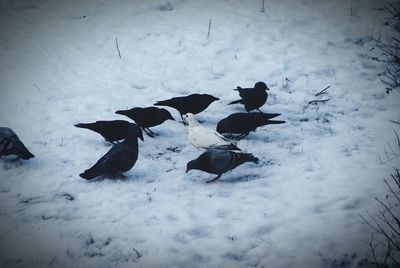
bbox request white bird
[183,113,241,151]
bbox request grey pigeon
[154,93,219,122]
[228,81,269,112]
[75,120,135,143]
[186,149,258,183]
[217,113,285,139]
[115,106,174,137]
[0,127,34,160]
[79,125,144,180]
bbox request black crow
[79,125,144,180]
[154,93,219,121]
[217,113,285,139]
[75,120,135,144]
[186,149,258,183]
[0,127,34,160]
[228,81,269,112]
[115,106,174,137]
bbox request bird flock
[1,82,286,183]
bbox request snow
[1,0,400,267]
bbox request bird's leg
[146,128,156,137]
[206,174,222,184]
[256,109,265,113]
[142,127,155,138]
[237,133,249,140]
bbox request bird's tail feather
[212,144,241,151]
[79,167,99,180]
[74,123,92,129]
[264,120,286,125]
[228,99,243,105]
[154,100,170,106]
[238,153,259,164]
[115,110,127,115]
[20,146,34,159]
[262,113,282,120]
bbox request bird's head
[186,159,199,173]
[160,108,175,121]
[182,113,197,125]
[216,119,228,134]
[126,124,144,142]
[255,81,269,91]
[204,94,220,103]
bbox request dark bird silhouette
[186,149,258,183]
[0,127,34,160]
[154,93,219,122]
[217,113,285,139]
[228,81,269,112]
[75,120,135,144]
[79,125,144,180]
[115,106,174,137]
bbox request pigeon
[183,113,240,151]
[217,113,286,139]
[154,93,219,122]
[228,81,269,112]
[115,106,174,137]
[186,149,259,183]
[79,125,144,180]
[75,120,135,144]
[0,127,34,160]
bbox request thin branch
[389,119,400,126]
[308,99,330,104]
[384,178,400,204]
[115,37,122,59]
[315,85,331,96]
[207,18,212,39]
[375,197,400,239]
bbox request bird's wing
[189,125,231,148]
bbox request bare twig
[315,85,331,96]
[308,99,330,104]
[389,119,400,126]
[207,18,212,39]
[33,84,42,92]
[115,37,122,59]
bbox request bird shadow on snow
[0,156,31,170]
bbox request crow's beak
[185,169,189,173]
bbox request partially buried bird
[217,112,286,139]
[75,120,135,144]
[183,113,240,151]
[115,106,174,137]
[0,127,34,160]
[228,81,269,112]
[154,93,219,122]
[186,149,259,183]
[79,125,144,180]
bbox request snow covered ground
[1,0,400,267]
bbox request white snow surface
[1,0,400,267]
